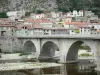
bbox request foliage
[75,29,80,33]
[79,46,91,50]
[56,0,100,17]
[19,52,31,56]
[25,12,32,16]
[0,12,8,18]
[25,10,44,16]
[35,10,44,14]
[79,53,93,57]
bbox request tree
[25,12,31,16]
[35,10,44,14]
[0,12,8,18]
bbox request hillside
[0,0,57,12]
[0,0,100,16]
[56,0,100,17]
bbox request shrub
[0,12,8,18]
[19,52,31,56]
[35,10,44,14]
[80,53,93,57]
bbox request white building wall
[79,28,91,34]
[72,10,78,17]
[79,11,84,17]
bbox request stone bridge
[17,35,100,71]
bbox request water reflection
[66,63,97,75]
[0,61,98,75]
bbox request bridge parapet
[16,34,100,40]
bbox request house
[43,27,79,35]
[64,21,88,29]
[43,28,69,35]
[25,19,53,28]
[7,10,25,21]
[79,26,91,34]
[71,10,84,17]
[84,11,94,17]
[0,18,16,36]
[51,12,62,18]
[62,17,72,23]
[16,24,43,37]
[90,28,97,34]
[67,12,72,17]
[30,13,45,19]
[69,28,80,34]
[88,23,100,30]
[78,25,97,35]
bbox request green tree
[35,10,44,14]
[0,12,8,18]
[25,12,31,16]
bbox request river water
[0,60,98,75]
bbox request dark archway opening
[66,41,93,61]
[66,41,83,61]
[66,41,95,73]
[23,41,36,55]
[39,41,59,62]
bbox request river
[0,59,98,75]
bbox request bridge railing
[15,34,100,40]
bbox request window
[92,26,94,29]
[15,19,18,21]
[53,30,55,32]
[22,27,27,29]
[1,31,6,36]
[25,31,27,33]
[25,27,27,29]
[12,30,14,32]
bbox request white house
[79,26,91,34]
[67,12,72,17]
[63,17,72,23]
[66,10,84,17]
[51,12,62,18]
[30,13,45,19]
[25,19,53,28]
[72,10,84,17]
[16,24,43,37]
[78,10,84,17]
[7,10,25,21]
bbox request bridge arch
[66,40,93,61]
[23,40,36,54]
[40,41,59,58]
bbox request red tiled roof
[29,24,43,29]
[43,28,78,30]
[64,21,89,25]
[25,19,52,23]
[0,24,15,27]
[78,25,90,28]
[16,24,43,30]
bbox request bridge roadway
[17,34,100,40]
